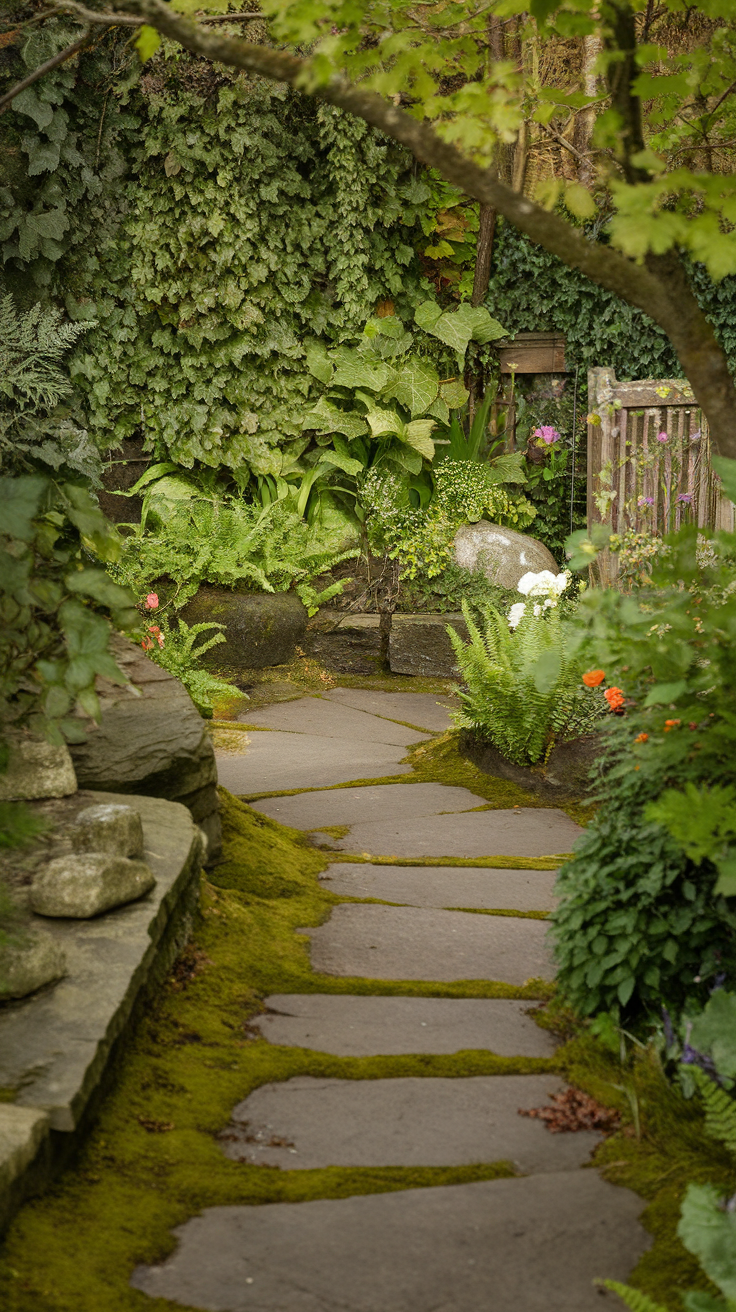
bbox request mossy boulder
[181,588,307,669]
[458,730,602,799]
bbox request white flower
[508,602,526,629]
[517,570,569,599]
[533,603,542,617]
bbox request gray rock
[242,698,430,746]
[69,635,221,863]
[221,1074,599,1172]
[319,862,558,911]
[181,588,307,669]
[0,928,67,1000]
[454,521,559,589]
[0,1105,49,1226]
[30,854,155,919]
[215,731,412,794]
[251,782,487,830]
[258,995,556,1057]
[69,803,144,859]
[330,806,582,859]
[0,737,77,802]
[0,793,202,1133]
[302,904,554,984]
[131,1172,649,1312]
[389,613,469,678]
[459,731,603,800]
[324,687,458,733]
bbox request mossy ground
[1,770,723,1311]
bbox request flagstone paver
[300,903,554,983]
[323,687,457,732]
[220,1074,601,1172]
[319,861,559,910]
[134,686,646,1311]
[131,1173,649,1312]
[330,806,582,858]
[257,995,557,1056]
[251,781,487,828]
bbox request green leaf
[714,855,736,899]
[402,419,436,461]
[318,449,364,478]
[532,649,562,694]
[331,347,390,393]
[678,1183,736,1302]
[414,301,443,333]
[0,475,46,541]
[439,378,469,410]
[365,407,403,438]
[383,356,439,417]
[643,680,688,706]
[564,183,597,220]
[301,396,368,439]
[305,343,333,385]
[64,568,137,613]
[712,457,736,504]
[135,24,162,63]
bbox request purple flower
[638,496,655,507]
[677,493,693,504]
[534,426,561,445]
[657,432,669,443]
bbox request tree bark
[572,33,601,187]
[471,205,497,308]
[116,0,736,460]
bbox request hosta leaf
[365,407,402,438]
[402,419,436,461]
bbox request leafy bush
[111,476,359,613]
[448,583,604,766]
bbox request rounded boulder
[180,588,308,670]
[453,522,559,591]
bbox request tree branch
[0,31,94,113]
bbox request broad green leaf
[301,396,368,439]
[427,396,450,425]
[318,449,365,477]
[643,680,687,706]
[305,343,333,385]
[688,990,736,1077]
[714,855,736,899]
[402,419,435,461]
[135,25,162,63]
[64,568,137,613]
[678,1183,736,1301]
[440,378,469,410]
[0,475,46,541]
[365,407,402,438]
[414,300,443,333]
[564,183,597,220]
[331,347,390,393]
[383,356,439,417]
[713,456,736,503]
[490,452,528,485]
[122,462,180,497]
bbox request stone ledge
[0,792,202,1234]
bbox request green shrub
[448,586,604,766]
[137,612,243,717]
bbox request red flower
[604,687,625,710]
[144,593,159,610]
[664,719,681,731]
[634,733,648,744]
[582,670,606,688]
[147,624,165,649]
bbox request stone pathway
[132,687,649,1310]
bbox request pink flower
[147,625,165,649]
[145,593,159,610]
[657,432,669,443]
[533,426,561,445]
[677,493,692,504]
[638,496,654,507]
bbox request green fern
[0,293,91,411]
[693,1068,736,1156]
[600,1281,668,1312]
[141,617,244,716]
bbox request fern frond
[693,1067,736,1156]
[600,1280,668,1312]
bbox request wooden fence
[587,367,734,544]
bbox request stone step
[300,904,554,984]
[238,698,431,746]
[215,733,412,794]
[131,1172,649,1312]
[325,806,582,859]
[323,687,457,733]
[251,782,487,829]
[319,862,558,911]
[219,1074,601,1172]
[257,995,556,1057]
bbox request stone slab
[319,862,559,911]
[0,1104,50,1234]
[332,807,582,858]
[389,613,468,679]
[301,904,554,983]
[216,733,412,793]
[258,995,556,1057]
[131,1171,649,1312]
[0,793,201,1132]
[239,698,430,746]
[251,783,487,830]
[324,688,457,733]
[220,1075,599,1172]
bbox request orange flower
[634,733,648,743]
[664,719,681,731]
[604,687,625,710]
[582,670,606,688]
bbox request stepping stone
[215,734,412,794]
[324,688,457,733]
[251,782,487,829]
[131,1171,649,1311]
[332,807,582,859]
[320,863,558,911]
[301,905,554,984]
[257,995,557,1057]
[219,1074,601,1172]
[238,698,430,746]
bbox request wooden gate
[587,367,734,541]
